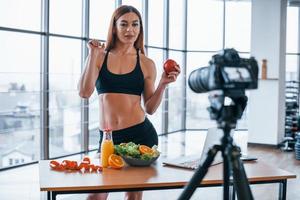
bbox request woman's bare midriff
[98,93,145,130]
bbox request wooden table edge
[40,174,297,192]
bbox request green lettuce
[114,142,160,160]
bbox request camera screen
[222,66,252,83]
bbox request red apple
[163,59,179,74]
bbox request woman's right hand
[87,39,105,55]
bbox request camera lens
[188,67,210,93]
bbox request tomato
[163,59,179,74]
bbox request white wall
[248,0,287,145]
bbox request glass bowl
[121,155,160,167]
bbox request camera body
[188,48,259,93]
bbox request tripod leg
[232,186,236,200]
[178,145,220,200]
[223,145,231,200]
[230,146,254,200]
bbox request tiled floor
[0,130,299,200]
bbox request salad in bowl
[114,142,160,166]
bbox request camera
[188,48,259,93]
[181,49,256,200]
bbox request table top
[39,159,296,192]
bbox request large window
[168,51,184,132]
[225,1,251,52]
[169,0,185,50]
[186,1,251,129]
[186,52,215,129]
[88,0,117,153]
[88,91,100,151]
[49,0,82,37]
[187,0,223,51]
[286,7,299,81]
[49,37,82,158]
[89,0,116,40]
[0,0,41,31]
[0,31,40,168]
[122,0,142,12]
[186,0,224,129]
[147,48,164,133]
[148,0,164,47]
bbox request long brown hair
[106,5,145,54]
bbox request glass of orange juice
[101,129,114,168]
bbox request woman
[78,5,180,200]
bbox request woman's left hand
[159,65,181,86]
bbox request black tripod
[178,90,254,200]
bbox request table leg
[279,179,287,200]
[47,191,50,200]
[46,191,56,200]
[49,191,56,200]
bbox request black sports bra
[95,49,144,96]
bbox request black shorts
[98,117,158,152]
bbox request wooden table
[39,159,296,200]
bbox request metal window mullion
[182,0,188,130]
[143,0,149,52]
[0,26,42,35]
[298,8,300,82]
[162,0,170,134]
[297,8,300,104]
[40,0,50,160]
[81,0,89,154]
[222,0,226,49]
[116,0,122,7]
